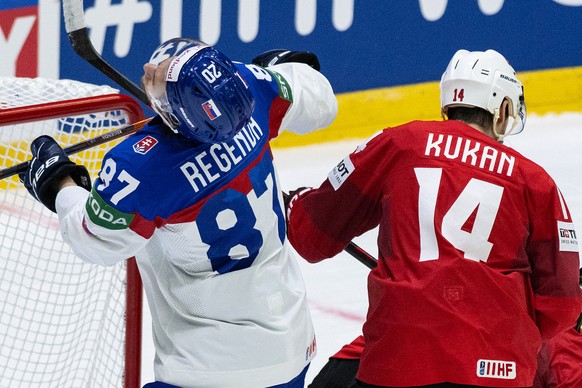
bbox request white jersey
[55,63,337,387]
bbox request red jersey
[287,120,582,387]
[332,335,364,360]
[534,323,582,388]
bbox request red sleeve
[331,335,365,360]
[526,172,582,340]
[287,130,387,262]
[535,326,582,387]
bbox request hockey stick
[61,1,378,270]
[0,118,151,180]
[62,0,149,105]
[345,242,377,269]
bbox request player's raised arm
[249,48,338,137]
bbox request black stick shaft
[68,29,149,105]
[0,119,150,180]
[344,242,378,269]
[63,0,148,104]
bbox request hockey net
[0,77,143,388]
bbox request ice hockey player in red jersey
[286,49,582,387]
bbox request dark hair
[447,106,493,130]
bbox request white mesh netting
[0,77,139,387]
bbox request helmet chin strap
[493,101,520,143]
[492,107,505,142]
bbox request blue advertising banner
[0,0,38,9]
[1,0,581,143]
[58,0,582,93]
[3,0,580,92]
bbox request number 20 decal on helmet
[146,38,255,143]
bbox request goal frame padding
[0,90,144,388]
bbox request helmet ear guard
[439,49,526,140]
[146,38,255,143]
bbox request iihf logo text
[476,359,516,380]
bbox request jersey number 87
[197,152,286,274]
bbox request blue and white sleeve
[270,63,338,135]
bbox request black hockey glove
[252,50,321,71]
[283,187,311,220]
[19,135,91,213]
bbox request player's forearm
[287,194,349,262]
[55,186,143,266]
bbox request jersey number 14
[415,167,504,262]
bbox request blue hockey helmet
[146,38,255,143]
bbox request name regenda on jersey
[424,132,515,177]
[180,117,264,192]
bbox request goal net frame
[0,77,144,388]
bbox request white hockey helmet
[440,49,526,139]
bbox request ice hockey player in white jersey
[19,38,338,388]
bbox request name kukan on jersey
[424,132,515,177]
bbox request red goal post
[0,77,143,388]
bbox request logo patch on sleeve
[268,69,293,102]
[86,189,134,230]
[558,221,578,252]
[328,156,354,191]
[133,136,158,154]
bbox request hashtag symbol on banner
[84,0,153,57]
